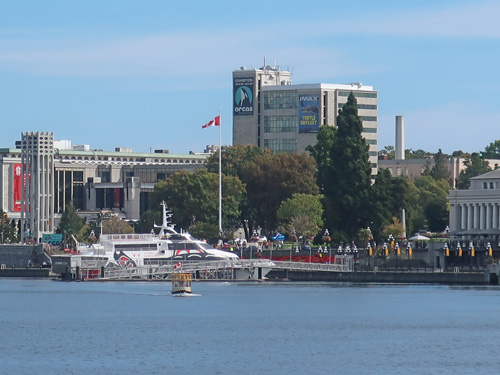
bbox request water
[1,279,499,375]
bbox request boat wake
[171,292,201,297]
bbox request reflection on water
[1,279,499,375]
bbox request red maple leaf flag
[202,115,221,129]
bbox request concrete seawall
[0,268,52,278]
[0,244,51,269]
[268,269,490,285]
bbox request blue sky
[1,0,499,155]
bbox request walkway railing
[78,257,353,281]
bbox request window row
[338,91,377,98]
[264,115,298,133]
[359,116,377,122]
[263,139,297,153]
[339,103,377,110]
[263,92,298,110]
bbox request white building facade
[448,169,500,234]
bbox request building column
[468,204,474,230]
[474,204,480,229]
[494,204,500,230]
[460,204,466,230]
[479,204,485,230]
[487,203,493,229]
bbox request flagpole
[218,108,222,237]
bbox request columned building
[448,169,500,234]
[232,65,379,177]
[20,132,55,242]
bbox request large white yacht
[78,202,238,268]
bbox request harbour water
[1,279,499,375]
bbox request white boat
[77,202,239,269]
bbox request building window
[490,182,494,189]
[484,182,488,189]
[263,91,298,110]
[338,91,377,98]
[365,139,377,145]
[339,103,377,110]
[54,169,84,213]
[359,116,377,122]
[101,171,110,183]
[264,115,298,133]
[263,139,297,153]
[362,128,377,133]
[397,167,402,176]
[157,172,166,181]
[388,167,393,176]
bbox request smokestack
[395,116,405,160]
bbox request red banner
[13,163,22,212]
[114,188,121,208]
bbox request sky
[1,0,499,155]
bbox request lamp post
[290,229,296,263]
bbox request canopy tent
[409,234,430,241]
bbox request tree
[381,217,405,240]
[368,169,420,241]
[206,144,264,177]
[452,150,469,158]
[308,93,372,239]
[456,153,490,189]
[430,149,451,183]
[405,149,433,159]
[307,125,336,194]
[378,145,395,160]
[240,152,319,233]
[0,211,18,243]
[414,176,450,232]
[482,140,500,159]
[277,193,323,238]
[138,210,162,234]
[206,145,265,238]
[151,169,245,235]
[56,204,84,240]
[103,216,134,234]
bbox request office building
[232,64,378,175]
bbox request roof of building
[470,168,500,180]
[261,82,375,92]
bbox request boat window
[172,243,186,250]
[199,242,217,250]
[185,242,199,250]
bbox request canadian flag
[174,262,182,270]
[202,115,220,129]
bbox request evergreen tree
[56,204,84,238]
[430,149,451,183]
[456,153,490,189]
[482,140,500,159]
[309,92,372,239]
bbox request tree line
[55,93,500,247]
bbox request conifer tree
[309,93,372,239]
